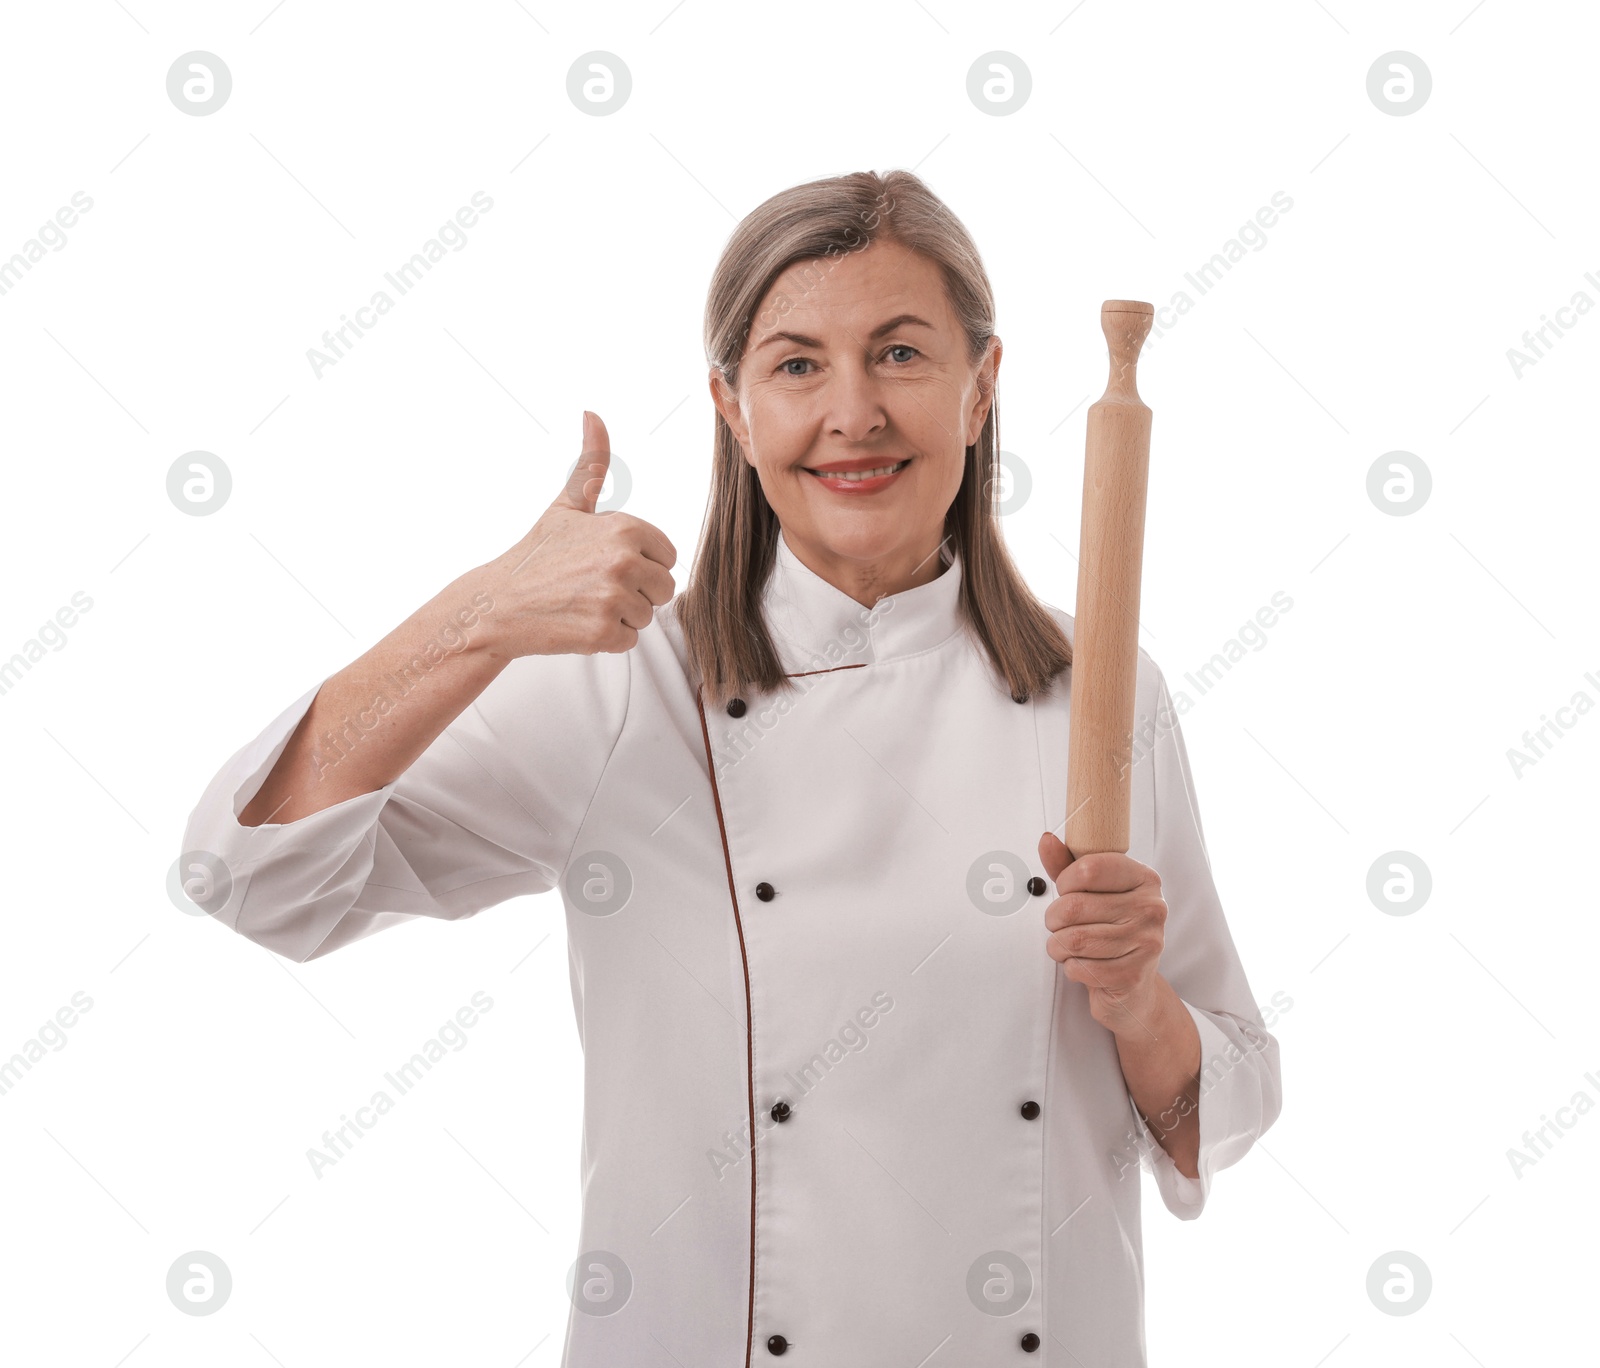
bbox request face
[709,237,1000,604]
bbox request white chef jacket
[181,529,1282,1366]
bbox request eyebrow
[752,312,937,353]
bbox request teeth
[813,460,907,482]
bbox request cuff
[180,675,400,939]
[1129,999,1258,1220]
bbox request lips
[807,459,909,480]
[804,458,912,493]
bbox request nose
[823,352,890,444]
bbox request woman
[182,169,1282,1365]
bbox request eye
[777,344,919,377]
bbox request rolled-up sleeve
[178,647,630,962]
[1126,662,1283,1219]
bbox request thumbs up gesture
[477,412,678,659]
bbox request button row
[729,694,1030,716]
[752,878,1050,903]
[767,1331,1040,1355]
[769,1097,1040,1124]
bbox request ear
[966,336,1002,446]
[708,366,752,455]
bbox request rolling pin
[1064,300,1154,859]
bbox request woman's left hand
[1037,832,1168,1037]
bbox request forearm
[1113,974,1203,1179]
[239,570,508,826]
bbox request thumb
[553,410,612,514]
[1038,830,1073,889]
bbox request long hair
[677,168,1072,709]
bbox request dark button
[767,1334,789,1355]
[771,1100,792,1123]
[755,882,775,902]
[1021,1331,1040,1351]
[1027,876,1047,896]
[1020,1100,1040,1120]
[727,697,747,717]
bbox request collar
[764,528,964,674]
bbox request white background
[1,0,1595,1363]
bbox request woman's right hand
[476,411,678,660]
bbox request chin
[804,522,909,561]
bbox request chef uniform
[181,528,1282,1366]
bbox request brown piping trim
[784,662,867,680]
[694,682,757,1368]
[694,662,863,1364]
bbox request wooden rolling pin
[1064,300,1154,859]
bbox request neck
[781,530,951,609]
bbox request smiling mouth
[805,459,912,482]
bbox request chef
[182,168,1282,1366]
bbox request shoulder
[646,591,695,683]
[1040,598,1074,645]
